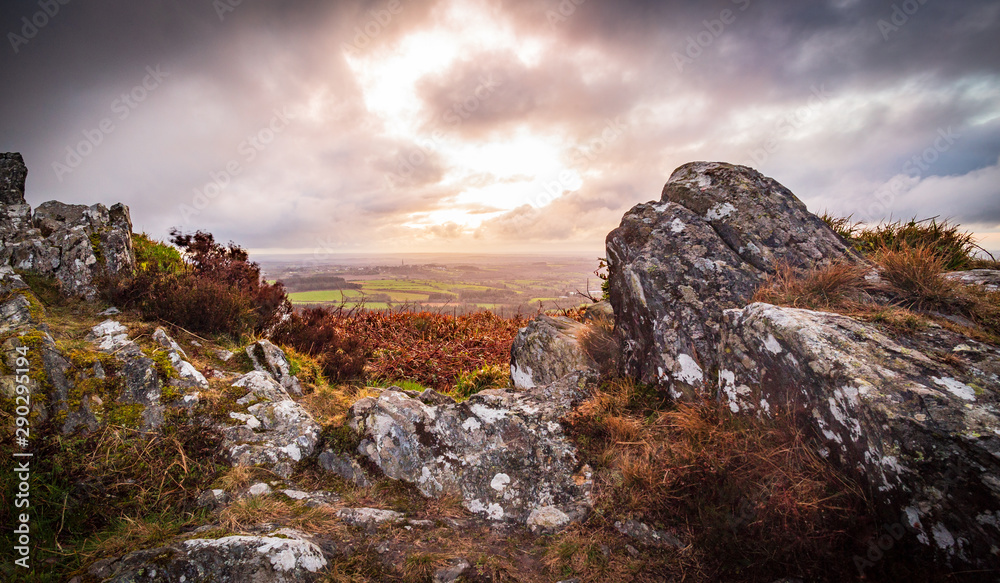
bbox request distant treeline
[279,275,362,292]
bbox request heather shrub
[102,231,289,340]
[272,307,368,382]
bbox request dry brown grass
[752,260,870,310]
[565,382,867,581]
[753,246,1000,343]
[217,495,345,536]
[579,313,620,379]
[873,244,961,310]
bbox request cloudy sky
[1,0,998,257]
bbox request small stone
[376,540,391,554]
[433,558,471,583]
[247,483,272,497]
[99,307,120,316]
[336,507,405,527]
[626,544,639,557]
[526,505,572,533]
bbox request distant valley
[258,253,605,314]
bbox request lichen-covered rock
[336,507,405,527]
[510,315,597,389]
[606,161,858,397]
[945,269,1000,291]
[719,302,1000,570]
[247,339,302,395]
[318,448,372,487]
[218,372,321,478]
[0,153,27,205]
[0,266,107,434]
[349,373,593,524]
[89,528,328,583]
[153,327,208,390]
[0,152,135,299]
[88,320,166,432]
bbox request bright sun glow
[344,0,574,234]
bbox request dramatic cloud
[1,0,998,257]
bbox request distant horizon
[2,1,997,254]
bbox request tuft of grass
[132,232,184,274]
[826,215,996,271]
[452,364,509,399]
[873,244,961,310]
[579,313,620,380]
[753,260,870,310]
[402,552,449,583]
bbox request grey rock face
[336,507,405,527]
[0,153,27,205]
[89,320,165,433]
[0,153,135,299]
[317,448,372,487]
[719,302,1000,571]
[510,315,597,389]
[349,373,593,524]
[153,327,208,390]
[219,372,321,478]
[945,269,1000,291]
[89,528,328,583]
[247,339,302,395]
[606,161,857,397]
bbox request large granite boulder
[606,161,858,398]
[218,372,321,478]
[510,315,597,389]
[719,302,1000,571]
[349,373,593,524]
[88,528,328,583]
[0,152,135,299]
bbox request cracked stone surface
[605,161,858,397]
[89,528,328,583]
[0,153,135,299]
[719,302,1000,571]
[218,371,321,478]
[349,373,593,524]
[510,315,598,389]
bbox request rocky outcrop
[606,161,858,398]
[218,371,321,478]
[719,302,1000,570]
[0,153,28,205]
[510,315,597,389]
[89,320,168,432]
[247,339,302,395]
[88,528,328,583]
[0,151,134,299]
[318,448,372,487]
[945,269,1000,291]
[154,327,209,390]
[349,373,593,524]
